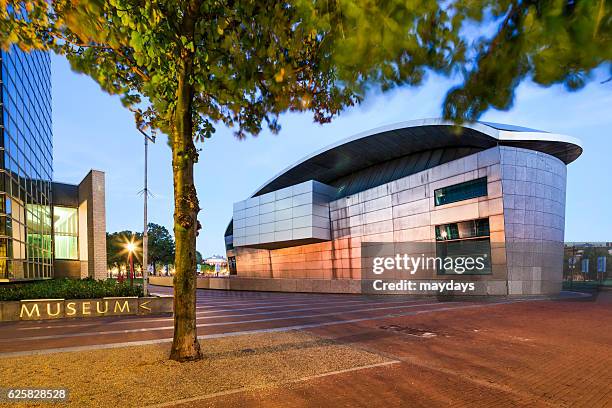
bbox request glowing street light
[126,239,137,287]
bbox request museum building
[1,46,107,281]
[224,119,582,295]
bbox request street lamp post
[138,127,155,297]
[127,241,136,288]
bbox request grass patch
[0,278,143,301]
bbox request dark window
[436,222,460,240]
[435,218,490,241]
[434,177,487,206]
[436,238,492,275]
[436,218,491,275]
[228,257,237,275]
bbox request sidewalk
[179,292,612,407]
[0,331,390,407]
[1,292,610,407]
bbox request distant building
[0,46,106,281]
[204,256,227,266]
[225,119,582,295]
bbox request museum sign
[0,296,173,321]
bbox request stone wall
[53,260,84,279]
[52,171,107,281]
[78,170,107,280]
[149,275,362,293]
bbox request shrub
[0,278,143,301]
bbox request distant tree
[147,223,175,273]
[3,0,609,361]
[106,231,142,269]
[195,251,203,265]
[106,232,122,269]
[200,263,215,273]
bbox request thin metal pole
[129,251,134,287]
[137,126,154,296]
[143,134,149,296]
[569,246,572,288]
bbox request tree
[106,232,123,269]
[147,223,175,273]
[195,251,203,265]
[2,0,609,361]
[442,0,612,121]
[2,0,463,361]
[106,230,142,270]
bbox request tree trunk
[169,57,202,362]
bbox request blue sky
[51,54,612,256]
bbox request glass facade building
[0,45,53,280]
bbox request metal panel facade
[233,180,336,248]
[230,146,571,295]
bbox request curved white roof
[252,118,582,198]
[224,119,581,237]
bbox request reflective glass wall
[0,45,53,280]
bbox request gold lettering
[46,302,62,317]
[96,301,109,314]
[139,300,152,312]
[114,300,130,314]
[66,302,77,316]
[19,303,40,319]
[82,302,91,315]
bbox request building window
[228,256,237,275]
[434,177,487,206]
[436,218,491,275]
[436,218,490,241]
[54,206,78,260]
